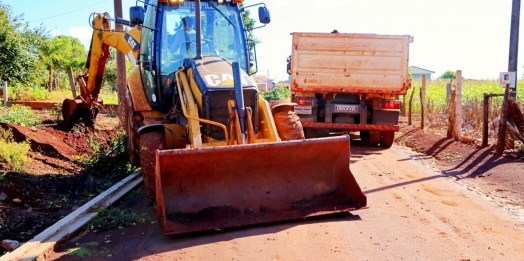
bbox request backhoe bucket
[155,135,366,235]
[62,97,102,127]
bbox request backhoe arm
[63,13,142,127]
[81,13,142,106]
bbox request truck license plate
[334,104,360,113]
[299,117,314,122]
[295,107,312,115]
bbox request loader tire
[380,131,395,148]
[139,131,166,199]
[126,91,143,166]
[273,111,305,141]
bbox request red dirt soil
[1,111,524,257]
[0,113,122,255]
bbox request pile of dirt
[0,114,125,255]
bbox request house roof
[409,66,435,74]
[253,75,274,84]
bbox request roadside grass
[86,207,149,232]
[48,89,119,105]
[0,105,40,127]
[6,85,118,105]
[66,242,112,259]
[0,128,31,172]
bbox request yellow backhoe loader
[64,0,366,235]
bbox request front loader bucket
[155,135,366,235]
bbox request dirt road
[49,144,524,261]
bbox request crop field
[405,79,524,140]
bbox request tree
[40,36,86,72]
[103,48,134,91]
[0,2,48,85]
[439,70,456,80]
[240,4,261,74]
[39,35,87,89]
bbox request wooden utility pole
[508,0,520,99]
[454,70,462,140]
[420,75,426,130]
[114,0,128,130]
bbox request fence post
[446,81,451,104]
[67,67,77,98]
[420,75,426,130]
[482,93,489,147]
[454,70,462,140]
[408,87,415,125]
[496,84,510,155]
[3,81,7,107]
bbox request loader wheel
[380,131,395,148]
[273,111,305,141]
[139,131,166,199]
[126,91,144,166]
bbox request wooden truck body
[288,32,413,147]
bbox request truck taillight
[292,97,315,106]
[379,100,401,109]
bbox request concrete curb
[0,171,143,261]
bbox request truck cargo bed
[290,32,413,95]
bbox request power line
[28,0,108,23]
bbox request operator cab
[160,1,249,74]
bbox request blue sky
[5,0,524,81]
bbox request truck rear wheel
[360,130,370,143]
[367,131,381,146]
[126,91,143,166]
[273,111,305,141]
[380,131,395,148]
[139,131,166,198]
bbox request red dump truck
[287,32,413,147]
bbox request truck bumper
[301,122,399,132]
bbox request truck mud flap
[155,135,367,235]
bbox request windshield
[160,2,247,74]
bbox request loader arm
[62,13,142,126]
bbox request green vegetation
[0,105,40,126]
[0,3,127,103]
[87,207,149,231]
[80,131,139,195]
[0,128,30,172]
[405,79,524,114]
[438,70,457,80]
[0,3,48,85]
[261,86,291,100]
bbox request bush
[0,128,31,172]
[8,82,50,101]
[261,86,291,100]
[0,105,40,126]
